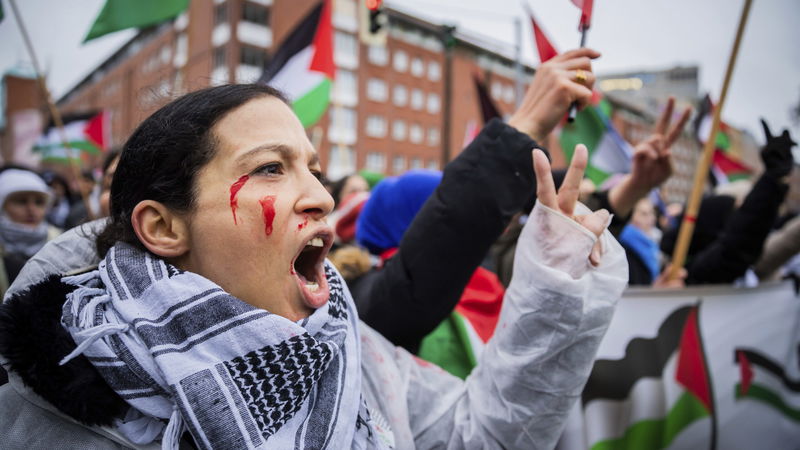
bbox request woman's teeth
[306,281,319,291]
[308,237,324,247]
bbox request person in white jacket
[0,51,626,449]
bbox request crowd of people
[0,44,796,449]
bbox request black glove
[760,118,796,180]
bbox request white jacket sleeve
[405,201,628,449]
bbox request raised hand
[509,48,601,143]
[629,97,692,191]
[760,118,796,181]
[532,144,610,265]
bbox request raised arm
[354,49,601,351]
[396,145,629,448]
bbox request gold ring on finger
[575,69,588,85]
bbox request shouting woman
[0,69,626,448]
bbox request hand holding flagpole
[567,0,593,122]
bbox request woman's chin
[294,272,330,310]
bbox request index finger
[655,97,675,135]
[532,149,557,209]
[664,106,692,147]
[558,144,588,217]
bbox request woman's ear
[131,200,190,258]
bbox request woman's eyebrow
[235,143,296,168]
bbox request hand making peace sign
[532,144,610,266]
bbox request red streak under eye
[229,175,250,225]
[259,195,277,236]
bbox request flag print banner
[558,281,800,450]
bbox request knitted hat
[0,169,52,209]
[356,169,442,254]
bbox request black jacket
[351,119,541,351]
[685,175,788,285]
[661,174,789,285]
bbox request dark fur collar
[0,274,128,426]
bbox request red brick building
[54,0,533,180]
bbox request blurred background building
[0,0,777,207]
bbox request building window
[333,68,357,104]
[365,115,387,137]
[410,157,423,169]
[427,159,440,170]
[240,45,265,66]
[409,123,423,144]
[427,127,440,146]
[392,119,407,141]
[213,46,227,69]
[392,84,407,107]
[393,50,408,72]
[392,156,406,174]
[410,88,424,110]
[327,145,356,181]
[426,93,440,114]
[334,31,358,68]
[428,61,441,81]
[242,2,269,24]
[214,3,228,26]
[367,45,388,66]
[331,106,356,133]
[366,77,387,102]
[366,152,386,172]
[411,57,424,77]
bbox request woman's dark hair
[96,84,287,256]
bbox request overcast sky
[1,0,798,142]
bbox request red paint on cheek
[229,175,250,225]
[297,217,308,231]
[259,195,277,236]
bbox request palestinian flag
[258,0,334,128]
[560,95,635,186]
[694,94,752,185]
[582,305,716,450]
[34,111,110,164]
[417,267,504,379]
[84,0,189,42]
[570,0,594,31]
[734,349,800,423]
[524,6,558,63]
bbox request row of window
[364,153,440,174]
[213,45,267,69]
[327,148,439,182]
[367,45,441,81]
[365,116,440,146]
[365,78,440,113]
[214,1,270,26]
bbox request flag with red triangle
[33,111,110,164]
[259,0,334,128]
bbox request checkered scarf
[60,242,389,450]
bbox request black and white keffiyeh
[60,242,390,450]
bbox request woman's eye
[310,170,323,181]
[254,163,283,176]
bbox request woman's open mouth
[291,231,332,309]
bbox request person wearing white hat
[0,168,60,292]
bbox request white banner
[558,281,800,450]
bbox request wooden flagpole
[8,0,96,221]
[667,0,753,279]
